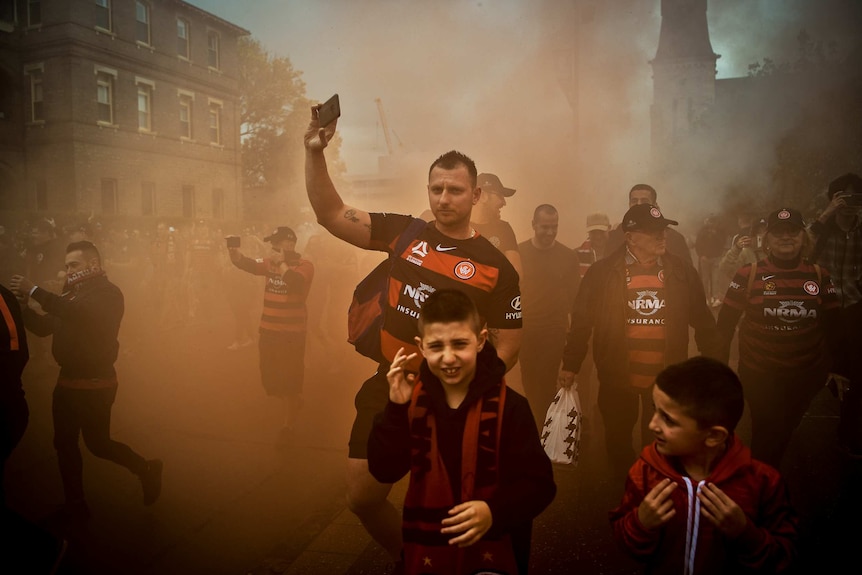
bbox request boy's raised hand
[441,500,492,547]
[387,347,418,404]
[637,478,677,530]
[697,482,747,538]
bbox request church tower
[650,0,719,171]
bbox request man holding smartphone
[810,172,862,458]
[228,226,314,445]
[304,103,523,567]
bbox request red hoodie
[609,435,798,574]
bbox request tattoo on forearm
[344,209,360,224]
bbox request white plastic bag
[540,387,582,465]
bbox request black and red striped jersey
[723,259,839,370]
[625,262,668,388]
[371,213,522,371]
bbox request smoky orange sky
[188,0,861,245]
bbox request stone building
[649,0,859,211]
[0,0,248,223]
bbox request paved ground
[5,294,861,574]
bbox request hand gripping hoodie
[609,435,798,575]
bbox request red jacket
[609,435,798,574]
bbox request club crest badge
[454,261,476,280]
[803,281,819,296]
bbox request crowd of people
[0,101,860,574]
[301,101,861,575]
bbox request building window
[177,18,189,58]
[26,66,44,122]
[136,79,154,131]
[27,0,41,26]
[208,102,221,145]
[95,0,111,32]
[179,93,193,139]
[207,31,220,69]
[135,1,150,45]
[35,180,48,211]
[182,185,195,218]
[141,181,155,216]
[0,1,15,31]
[101,178,117,214]
[212,188,224,219]
[96,71,114,124]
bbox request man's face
[629,189,656,207]
[427,165,479,229]
[588,229,608,247]
[627,227,668,259]
[481,190,507,220]
[271,238,296,253]
[648,386,710,459]
[765,226,804,260]
[65,250,97,275]
[532,211,558,249]
[416,320,486,394]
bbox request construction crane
[374,98,402,155]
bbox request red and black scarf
[402,375,520,574]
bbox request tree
[238,37,344,221]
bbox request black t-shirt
[472,219,519,254]
[518,240,579,330]
[371,213,522,371]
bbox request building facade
[0,0,248,222]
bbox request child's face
[648,386,710,459]
[416,320,486,391]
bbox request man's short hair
[428,151,478,188]
[66,240,102,265]
[532,204,558,221]
[417,289,482,335]
[629,183,658,203]
[655,357,744,433]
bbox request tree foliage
[747,29,840,77]
[238,37,345,220]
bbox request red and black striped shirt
[723,259,839,370]
[371,213,522,372]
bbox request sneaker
[227,341,241,351]
[239,338,254,348]
[141,459,163,506]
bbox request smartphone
[317,93,341,127]
[226,235,240,248]
[838,192,862,208]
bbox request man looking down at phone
[304,103,522,567]
[228,226,314,446]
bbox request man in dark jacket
[559,204,716,480]
[10,241,162,520]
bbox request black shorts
[259,330,306,397]
[348,365,390,459]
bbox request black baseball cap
[477,173,516,197]
[263,226,297,243]
[827,172,862,200]
[766,207,805,232]
[622,204,678,232]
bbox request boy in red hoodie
[609,357,798,574]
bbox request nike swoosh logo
[762,275,775,280]
[436,244,457,251]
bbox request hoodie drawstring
[682,477,706,575]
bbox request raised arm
[304,105,372,249]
